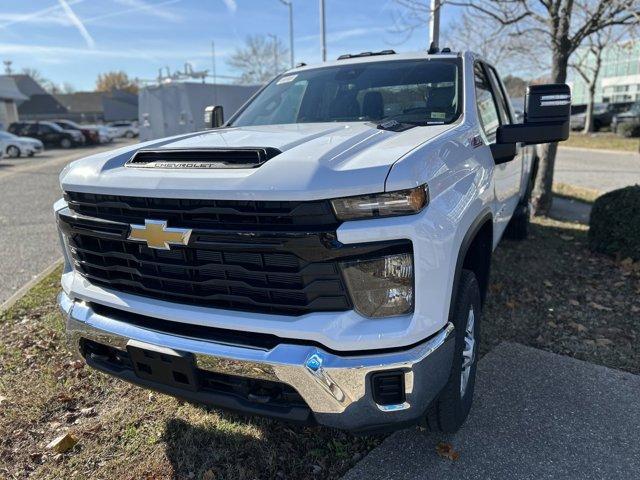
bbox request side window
[474,63,501,143]
[39,125,52,134]
[486,66,512,125]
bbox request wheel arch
[448,212,493,321]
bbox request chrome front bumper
[59,291,455,432]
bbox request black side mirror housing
[204,105,224,128]
[497,84,571,145]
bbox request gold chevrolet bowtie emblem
[128,220,192,250]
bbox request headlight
[341,253,414,318]
[331,185,428,221]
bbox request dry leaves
[435,442,460,461]
[46,433,78,453]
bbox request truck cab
[56,50,570,432]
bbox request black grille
[60,192,410,316]
[64,191,339,231]
[127,147,281,169]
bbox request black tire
[504,203,530,240]
[60,137,72,149]
[125,130,134,138]
[6,145,20,158]
[425,270,482,433]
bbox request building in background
[55,90,138,123]
[0,76,27,128]
[569,39,640,106]
[138,82,259,140]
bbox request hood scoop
[126,147,281,169]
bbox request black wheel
[60,137,72,149]
[6,145,20,158]
[425,270,481,433]
[125,130,134,138]
[504,203,530,240]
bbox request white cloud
[222,0,237,14]
[0,0,85,29]
[298,26,388,44]
[57,0,95,48]
[110,0,183,22]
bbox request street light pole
[429,0,441,50]
[319,0,326,61]
[279,0,294,68]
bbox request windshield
[230,58,461,127]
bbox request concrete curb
[559,145,639,156]
[0,259,62,313]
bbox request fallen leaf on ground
[0,395,7,405]
[595,338,614,347]
[544,280,553,288]
[560,235,574,241]
[80,407,96,417]
[569,299,580,306]
[568,321,587,333]
[46,433,78,453]
[589,302,612,311]
[435,442,460,461]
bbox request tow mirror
[204,105,224,128]
[497,84,571,145]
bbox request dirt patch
[1,217,638,479]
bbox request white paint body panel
[57,51,532,352]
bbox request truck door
[473,62,523,237]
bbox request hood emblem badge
[128,220,192,250]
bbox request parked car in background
[611,102,640,134]
[85,124,115,144]
[53,119,100,145]
[9,121,84,148]
[570,103,616,131]
[109,121,139,138]
[0,130,44,157]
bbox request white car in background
[0,130,44,157]
[108,121,139,138]
[85,125,116,144]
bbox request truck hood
[61,122,454,200]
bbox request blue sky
[0,0,459,91]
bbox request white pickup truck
[55,50,570,433]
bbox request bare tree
[571,26,636,133]
[395,0,640,215]
[227,35,289,85]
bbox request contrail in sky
[57,0,95,48]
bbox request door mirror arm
[490,142,517,164]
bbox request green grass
[563,132,639,152]
[1,219,639,479]
[553,182,601,204]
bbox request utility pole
[319,0,326,61]
[279,0,294,68]
[428,0,441,50]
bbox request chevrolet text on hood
[55,50,571,432]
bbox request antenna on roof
[3,60,12,75]
[428,42,440,54]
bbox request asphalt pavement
[556,146,640,192]
[0,140,136,305]
[342,343,640,480]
